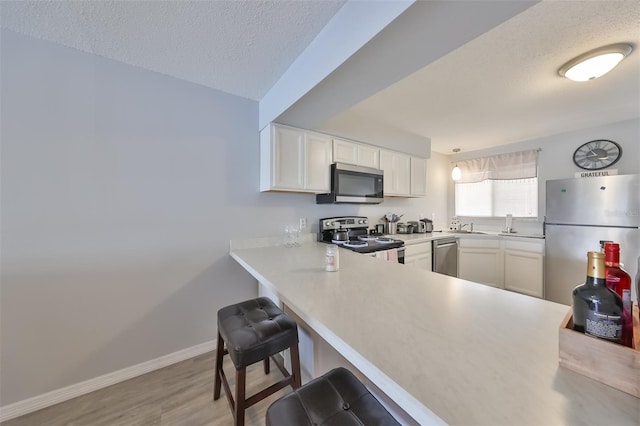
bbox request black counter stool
[266,367,400,426]
[214,297,301,426]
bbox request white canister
[326,244,339,272]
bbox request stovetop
[318,216,404,254]
[328,236,404,254]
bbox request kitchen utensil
[385,213,403,223]
[332,227,349,241]
[387,222,397,235]
[375,224,386,234]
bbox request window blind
[455,149,539,183]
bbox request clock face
[572,139,622,170]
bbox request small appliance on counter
[318,216,405,262]
[371,223,386,235]
[407,221,422,233]
[396,222,414,234]
[418,219,433,233]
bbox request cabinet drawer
[458,237,500,249]
[503,239,545,254]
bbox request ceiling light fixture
[558,43,633,82]
[451,148,461,181]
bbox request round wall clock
[572,139,622,170]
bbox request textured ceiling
[1,0,638,154]
[0,0,345,101]
[327,0,640,153]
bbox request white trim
[0,340,216,422]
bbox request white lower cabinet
[458,238,503,288]
[503,239,544,298]
[404,241,432,271]
[458,236,545,297]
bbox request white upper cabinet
[380,149,411,197]
[304,131,333,192]
[260,124,331,193]
[410,156,427,197]
[261,123,427,197]
[332,138,380,169]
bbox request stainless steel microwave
[316,163,384,204]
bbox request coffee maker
[419,218,433,232]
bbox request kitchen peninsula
[229,238,639,425]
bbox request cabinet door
[410,157,427,197]
[404,242,431,271]
[459,248,502,288]
[305,132,332,192]
[380,149,410,196]
[273,126,304,189]
[358,144,380,169]
[333,138,380,169]
[332,138,358,165]
[406,253,431,271]
[504,250,544,298]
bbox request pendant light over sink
[558,43,633,82]
[451,148,461,181]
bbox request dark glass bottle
[572,251,623,343]
[604,243,633,347]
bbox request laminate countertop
[229,239,639,425]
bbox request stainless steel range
[318,216,405,263]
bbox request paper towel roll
[506,214,513,230]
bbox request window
[453,149,539,218]
[455,178,538,217]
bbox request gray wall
[0,30,446,406]
[447,118,640,234]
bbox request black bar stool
[266,367,400,425]
[213,297,302,426]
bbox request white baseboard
[0,339,216,423]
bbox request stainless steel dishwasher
[432,237,458,277]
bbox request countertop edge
[229,247,447,425]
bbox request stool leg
[263,357,270,374]
[289,343,302,389]
[213,332,225,400]
[234,367,246,426]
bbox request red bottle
[604,243,633,348]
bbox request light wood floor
[1,351,292,426]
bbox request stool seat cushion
[217,297,298,369]
[266,367,400,426]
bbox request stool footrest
[244,371,293,408]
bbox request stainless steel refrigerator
[544,174,640,305]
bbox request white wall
[0,30,449,407]
[447,118,640,234]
